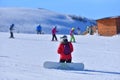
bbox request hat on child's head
[60,35,67,39]
[60,35,68,44]
[71,27,75,30]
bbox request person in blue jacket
[9,24,15,38]
[36,24,42,34]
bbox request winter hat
[60,35,67,39]
[60,35,68,44]
[71,27,75,30]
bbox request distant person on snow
[51,26,58,41]
[89,26,93,35]
[57,35,73,63]
[77,27,81,35]
[9,24,15,38]
[86,26,93,35]
[36,24,42,34]
[70,28,76,42]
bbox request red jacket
[52,27,57,35]
[57,42,73,60]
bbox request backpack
[64,43,71,55]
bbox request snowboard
[43,61,84,71]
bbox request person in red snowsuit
[51,26,58,41]
[57,35,73,63]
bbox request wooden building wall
[116,18,120,33]
[97,18,117,36]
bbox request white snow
[0,32,120,80]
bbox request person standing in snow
[51,26,58,41]
[89,26,93,35]
[36,24,42,34]
[57,35,73,63]
[77,27,81,35]
[9,24,15,38]
[70,28,76,42]
[86,26,93,35]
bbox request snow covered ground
[0,32,120,80]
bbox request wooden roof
[97,16,120,21]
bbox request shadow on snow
[71,69,120,75]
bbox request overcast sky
[0,0,120,19]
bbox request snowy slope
[0,32,120,80]
[0,8,95,34]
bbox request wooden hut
[97,16,120,36]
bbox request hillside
[0,8,96,34]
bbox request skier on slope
[70,27,76,42]
[57,35,73,63]
[36,24,42,34]
[51,26,58,41]
[9,24,15,38]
